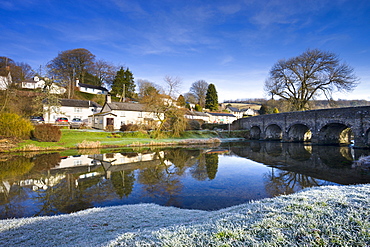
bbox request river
[1,141,369,219]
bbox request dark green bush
[0,112,34,139]
[33,124,61,142]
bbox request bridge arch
[265,124,282,141]
[318,123,353,144]
[250,126,261,140]
[287,124,312,142]
[365,128,370,146]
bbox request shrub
[33,124,61,142]
[187,119,202,130]
[120,124,151,132]
[0,112,34,139]
[120,131,149,138]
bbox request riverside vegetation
[3,128,248,152]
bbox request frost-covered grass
[1,184,369,246]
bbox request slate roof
[106,102,145,111]
[227,106,242,112]
[185,111,209,117]
[90,112,117,117]
[78,83,108,92]
[208,112,236,117]
[60,99,101,108]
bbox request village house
[0,72,11,90]
[21,76,45,89]
[184,110,210,123]
[20,76,66,94]
[43,99,101,124]
[77,81,109,95]
[207,112,237,124]
[90,95,162,130]
[226,106,258,118]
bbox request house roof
[185,111,209,117]
[60,99,101,108]
[227,106,242,112]
[78,83,108,92]
[106,102,146,111]
[90,112,117,117]
[208,112,236,117]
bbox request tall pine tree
[111,67,136,101]
[205,83,218,111]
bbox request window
[74,108,82,113]
[138,111,143,118]
[74,160,82,166]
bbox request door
[106,118,114,128]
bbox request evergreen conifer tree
[205,83,218,111]
[111,67,136,101]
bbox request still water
[1,141,370,219]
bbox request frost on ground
[0,184,369,247]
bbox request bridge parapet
[231,106,370,148]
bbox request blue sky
[1,0,369,101]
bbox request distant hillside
[224,99,370,112]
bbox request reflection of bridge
[231,142,370,185]
[232,106,370,148]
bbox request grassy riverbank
[7,129,248,152]
[0,184,369,246]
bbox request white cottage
[90,96,161,130]
[21,76,45,89]
[44,99,101,124]
[77,82,109,95]
[207,112,237,124]
[184,110,210,123]
[0,72,12,90]
[21,76,66,94]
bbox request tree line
[1,48,360,117]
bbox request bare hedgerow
[33,124,61,142]
[76,140,101,149]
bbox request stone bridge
[231,106,370,148]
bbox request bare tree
[264,49,358,111]
[189,80,209,108]
[92,59,117,88]
[137,79,163,99]
[184,92,197,104]
[47,48,96,98]
[163,75,182,98]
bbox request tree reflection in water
[137,149,195,206]
[1,142,370,219]
[0,156,34,219]
[264,168,321,197]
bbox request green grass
[13,129,225,151]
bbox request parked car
[70,118,82,129]
[30,116,44,124]
[55,117,69,124]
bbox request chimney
[106,94,111,103]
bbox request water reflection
[1,142,370,219]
